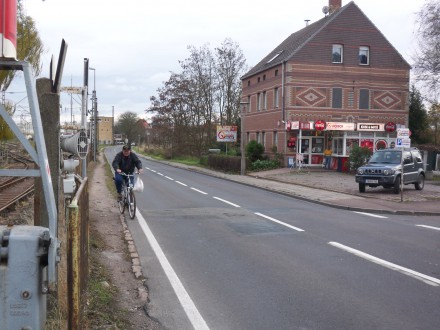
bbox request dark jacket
[112,151,142,174]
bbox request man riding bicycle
[112,144,143,201]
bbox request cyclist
[112,144,143,201]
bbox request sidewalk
[150,158,440,216]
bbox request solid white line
[191,187,208,195]
[175,181,187,186]
[328,242,440,287]
[212,197,240,208]
[165,176,174,180]
[353,211,388,218]
[416,225,440,231]
[136,210,210,330]
[254,212,305,232]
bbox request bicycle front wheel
[128,190,136,219]
[118,192,125,214]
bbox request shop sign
[290,121,299,130]
[326,122,355,131]
[314,120,326,131]
[385,122,396,132]
[216,125,237,142]
[357,123,384,131]
[300,121,313,130]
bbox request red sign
[315,120,325,131]
[300,122,311,130]
[0,0,17,59]
[385,122,396,132]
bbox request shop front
[286,120,398,171]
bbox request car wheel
[359,183,366,193]
[415,174,425,190]
[393,176,401,194]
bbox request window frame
[332,44,343,63]
[359,46,370,65]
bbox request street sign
[397,128,410,138]
[60,86,83,94]
[396,138,411,148]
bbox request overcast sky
[9,0,423,124]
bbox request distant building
[241,0,410,170]
[97,116,114,145]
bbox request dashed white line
[191,187,208,195]
[157,173,164,176]
[329,241,440,287]
[354,212,388,218]
[165,176,174,180]
[416,224,440,231]
[212,197,240,208]
[255,212,305,232]
[175,181,187,186]
[136,211,210,330]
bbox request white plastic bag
[133,177,144,192]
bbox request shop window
[359,89,370,109]
[332,88,342,108]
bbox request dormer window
[267,50,283,64]
[359,46,370,65]
[332,44,343,63]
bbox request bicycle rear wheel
[128,190,136,219]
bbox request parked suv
[355,148,425,194]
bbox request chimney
[329,0,342,14]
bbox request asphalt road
[105,147,440,330]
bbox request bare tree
[413,0,440,103]
[114,112,143,146]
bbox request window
[247,80,250,86]
[332,88,342,108]
[359,46,369,65]
[275,69,278,76]
[332,44,343,63]
[247,95,251,112]
[257,132,261,144]
[274,87,279,108]
[263,91,267,110]
[263,74,266,81]
[258,77,261,83]
[257,93,261,111]
[359,89,370,109]
[262,132,266,148]
[273,131,278,149]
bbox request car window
[403,151,413,164]
[412,151,422,163]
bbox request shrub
[246,140,264,162]
[349,146,372,172]
[250,159,280,171]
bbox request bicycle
[118,172,137,219]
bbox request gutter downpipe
[282,61,287,161]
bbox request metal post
[89,67,97,161]
[240,101,249,175]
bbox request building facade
[241,0,410,171]
[97,116,114,145]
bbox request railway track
[0,146,35,214]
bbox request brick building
[241,0,411,170]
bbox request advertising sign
[0,0,17,59]
[326,122,355,131]
[357,123,384,131]
[216,125,237,142]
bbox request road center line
[212,197,240,207]
[353,211,388,218]
[328,241,440,287]
[165,176,174,180]
[191,187,208,195]
[416,224,440,231]
[254,212,305,232]
[136,211,210,330]
[175,181,187,186]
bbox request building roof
[242,1,410,79]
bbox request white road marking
[416,225,440,231]
[191,187,208,195]
[158,173,164,176]
[165,176,174,180]
[328,241,440,287]
[212,197,240,208]
[254,212,305,232]
[353,211,388,218]
[150,169,157,173]
[175,181,187,186]
[136,211,210,330]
